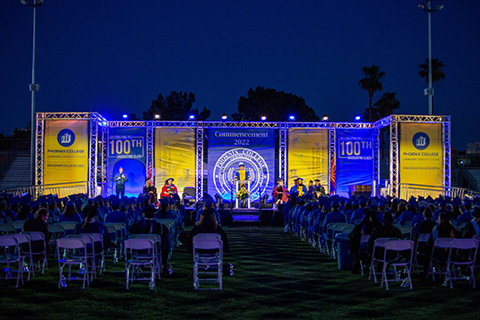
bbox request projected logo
[57,129,75,147]
[412,132,430,150]
[213,148,269,201]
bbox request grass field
[1,226,479,320]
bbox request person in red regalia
[272,178,290,206]
[161,178,178,199]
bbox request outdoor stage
[33,112,451,202]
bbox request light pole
[21,0,43,185]
[418,0,444,115]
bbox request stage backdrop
[399,122,443,187]
[154,128,196,197]
[207,128,275,202]
[287,128,329,192]
[107,127,146,197]
[43,120,89,186]
[335,128,374,197]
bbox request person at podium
[289,178,307,198]
[234,162,250,183]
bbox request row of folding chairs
[0,232,48,287]
[321,223,355,259]
[56,233,105,289]
[426,236,480,289]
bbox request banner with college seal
[154,128,196,197]
[43,120,89,186]
[335,128,375,197]
[207,129,275,202]
[399,123,443,187]
[288,128,329,192]
[106,127,146,197]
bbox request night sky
[1,0,479,149]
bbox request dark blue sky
[1,0,479,149]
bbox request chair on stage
[193,233,223,290]
[445,238,478,289]
[0,235,24,287]
[124,238,158,290]
[380,240,414,290]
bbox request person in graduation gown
[23,208,50,255]
[75,205,109,250]
[462,206,480,238]
[312,179,326,199]
[186,207,229,254]
[289,178,308,198]
[272,178,290,206]
[234,162,250,183]
[161,178,178,199]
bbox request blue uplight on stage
[289,115,295,121]
[354,115,362,121]
[221,114,228,120]
[260,116,267,121]
[122,114,128,119]
[189,115,195,120]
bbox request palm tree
[373,92,400,119]
[358,65,385,122]
[418,58,445,114]
[418,58,445,84]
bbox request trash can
[335,233,353,270]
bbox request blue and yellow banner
[399,123,443,187]
[288,128,329,192]
[155,128,196,196]
[43,120,89,186]
[335,129,374,197]
[207,129,275,202]
[107,127,146,197]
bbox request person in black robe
[463,206,480,239]
[23,208,50,255]
[186,208,229,254]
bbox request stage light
[221,114,228,120]
[289,115,295,121]
[189,114,195,120]
[354,115,362,121]
[321,114,329,121]
[122,114,128,119]
[260,116,267,121]
[102,121,107,126]
[154,114,160,119]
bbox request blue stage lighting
[221,114,228,120]
[260,116,267,121]
[122,114,128,119]
[354,115,362,121]
[189,114,195,120]
[289,115,295,121]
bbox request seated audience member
[75,205,109,250]
[367,212,401,258]
[130,207,171,273]
[23,208,51,255]
[58,201,82,223]
[431,213,458,241]
[186,208,229,254]
[105,198,128,226]
[462,206,480,238]
[195,194,221,227]
[456,199,473,227]
[349,209,381,274]
[418,206,437,235]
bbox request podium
[235,180,251,209]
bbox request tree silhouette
[143,91,210,121]
[358,65,385,122]
[418,58,445,114]
[233,86,319,122]
[372,92,400,120]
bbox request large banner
[155,128,196,197]
[288,128,329,192]
[335,129,374,197]
[107,127,146,197]
[44,120,89,185]
[207,129,275,202]
[399,123,443,187]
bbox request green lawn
[1,226,479,320]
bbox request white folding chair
[12,234,34,281]
[129,234,162,279]
[124,238,158,290]
[193,233,223,290]
[331,225,355,260]
[380,240,414,290]
[369,238,396,283]
[56,238,90,289]
[11,221,25,233]
[85,233,105,275]
[446,238,479,289]
[427,238,453,282]
[0,224,17,235]
[22,231,48,273]
[398,226,412,240]
[48,224,67,256]
[0,236,23,287]
[474,234,480,271]
[414,233,430,274]
[67,234,96,281]
[58,222,78,234]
